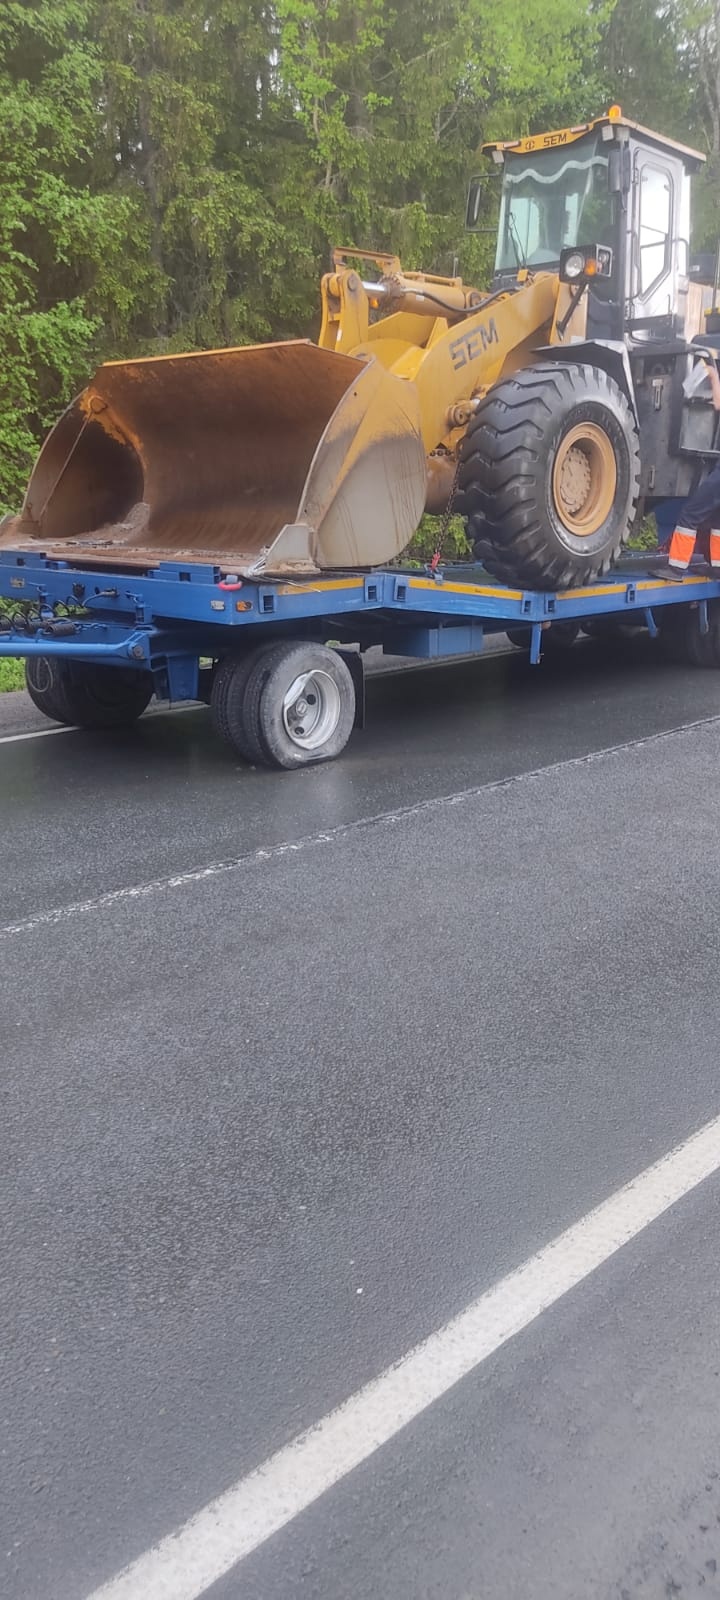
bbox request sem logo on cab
[522,131,568,152]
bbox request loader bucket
[1,341,427,575]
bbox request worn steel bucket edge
[0,342,428,575]
[252,354,427,575]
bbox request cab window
[639,165,672,294]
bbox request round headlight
[563,252,585,281]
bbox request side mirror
[607,145,631,194]
[465,173,499,231]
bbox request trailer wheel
[214,642,356,768]
[582,616,646,641]
[505,620,580,653]
[25,656,75,723]
[458,363,640,591]
[210,644,277,764]
[658,602,720,666]
[25,657,153,726]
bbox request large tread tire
[582,616,646,641]
[211,644,277,764]
[213,641,356,769]
[658,601,720,667]
[458,362,640,591]
[505,620,580,654]
[25,657,152,726]
[25,656,77,724]
[254,643,356,769]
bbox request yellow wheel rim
[552,423,617,538]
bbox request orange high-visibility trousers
[668,525,720,572]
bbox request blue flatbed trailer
[2,547,720,768]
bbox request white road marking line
[87,1110,720,1600]
[0,724,76,744]
[0,702,202,747]
[3,712,720,942]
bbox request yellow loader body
[0,256,583,576]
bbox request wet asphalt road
[3,635,720,1600]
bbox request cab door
[629,153,676,324]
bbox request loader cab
[475,111,704,344]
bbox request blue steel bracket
[530,623,543,665]
[0,623,153,663]
[336,649,366,727]
[383,622,486,659]
[152,654,200,703]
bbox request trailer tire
[658,601,720,666]
[211,644,277,764]
[256,643,356,768]
[505,620,580,653]
[582,616,646,641]
[25,657,153,726]
[215,641,356,768]
[25,656,76,723]
[458,362,640,591]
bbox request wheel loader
[3,106,718,590]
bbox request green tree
[598,0,692,136]
[3,0,709,518]
[95,0,319,350]
[0,1,146,508]
[676,0,720,248]
[276,0,612,281]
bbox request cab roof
[483,110,705,172]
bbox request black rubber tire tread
[582,616,646,641]
[25,656,77,724]
[505,620,580,654]
[252,642,356,769]
[64,662,152,726]
[210,643,277,763]
[505,627,531,650]
[25,657,152,726]
[458,362,641,591]
[657,608,688,665]
[658,601,720,667]
[543,620,580,653]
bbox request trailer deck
[2,548,719,766]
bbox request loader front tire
[25,657,153,726]
[458,363,640,590]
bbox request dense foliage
[0,0,716,508]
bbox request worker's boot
[650,562,686,582]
